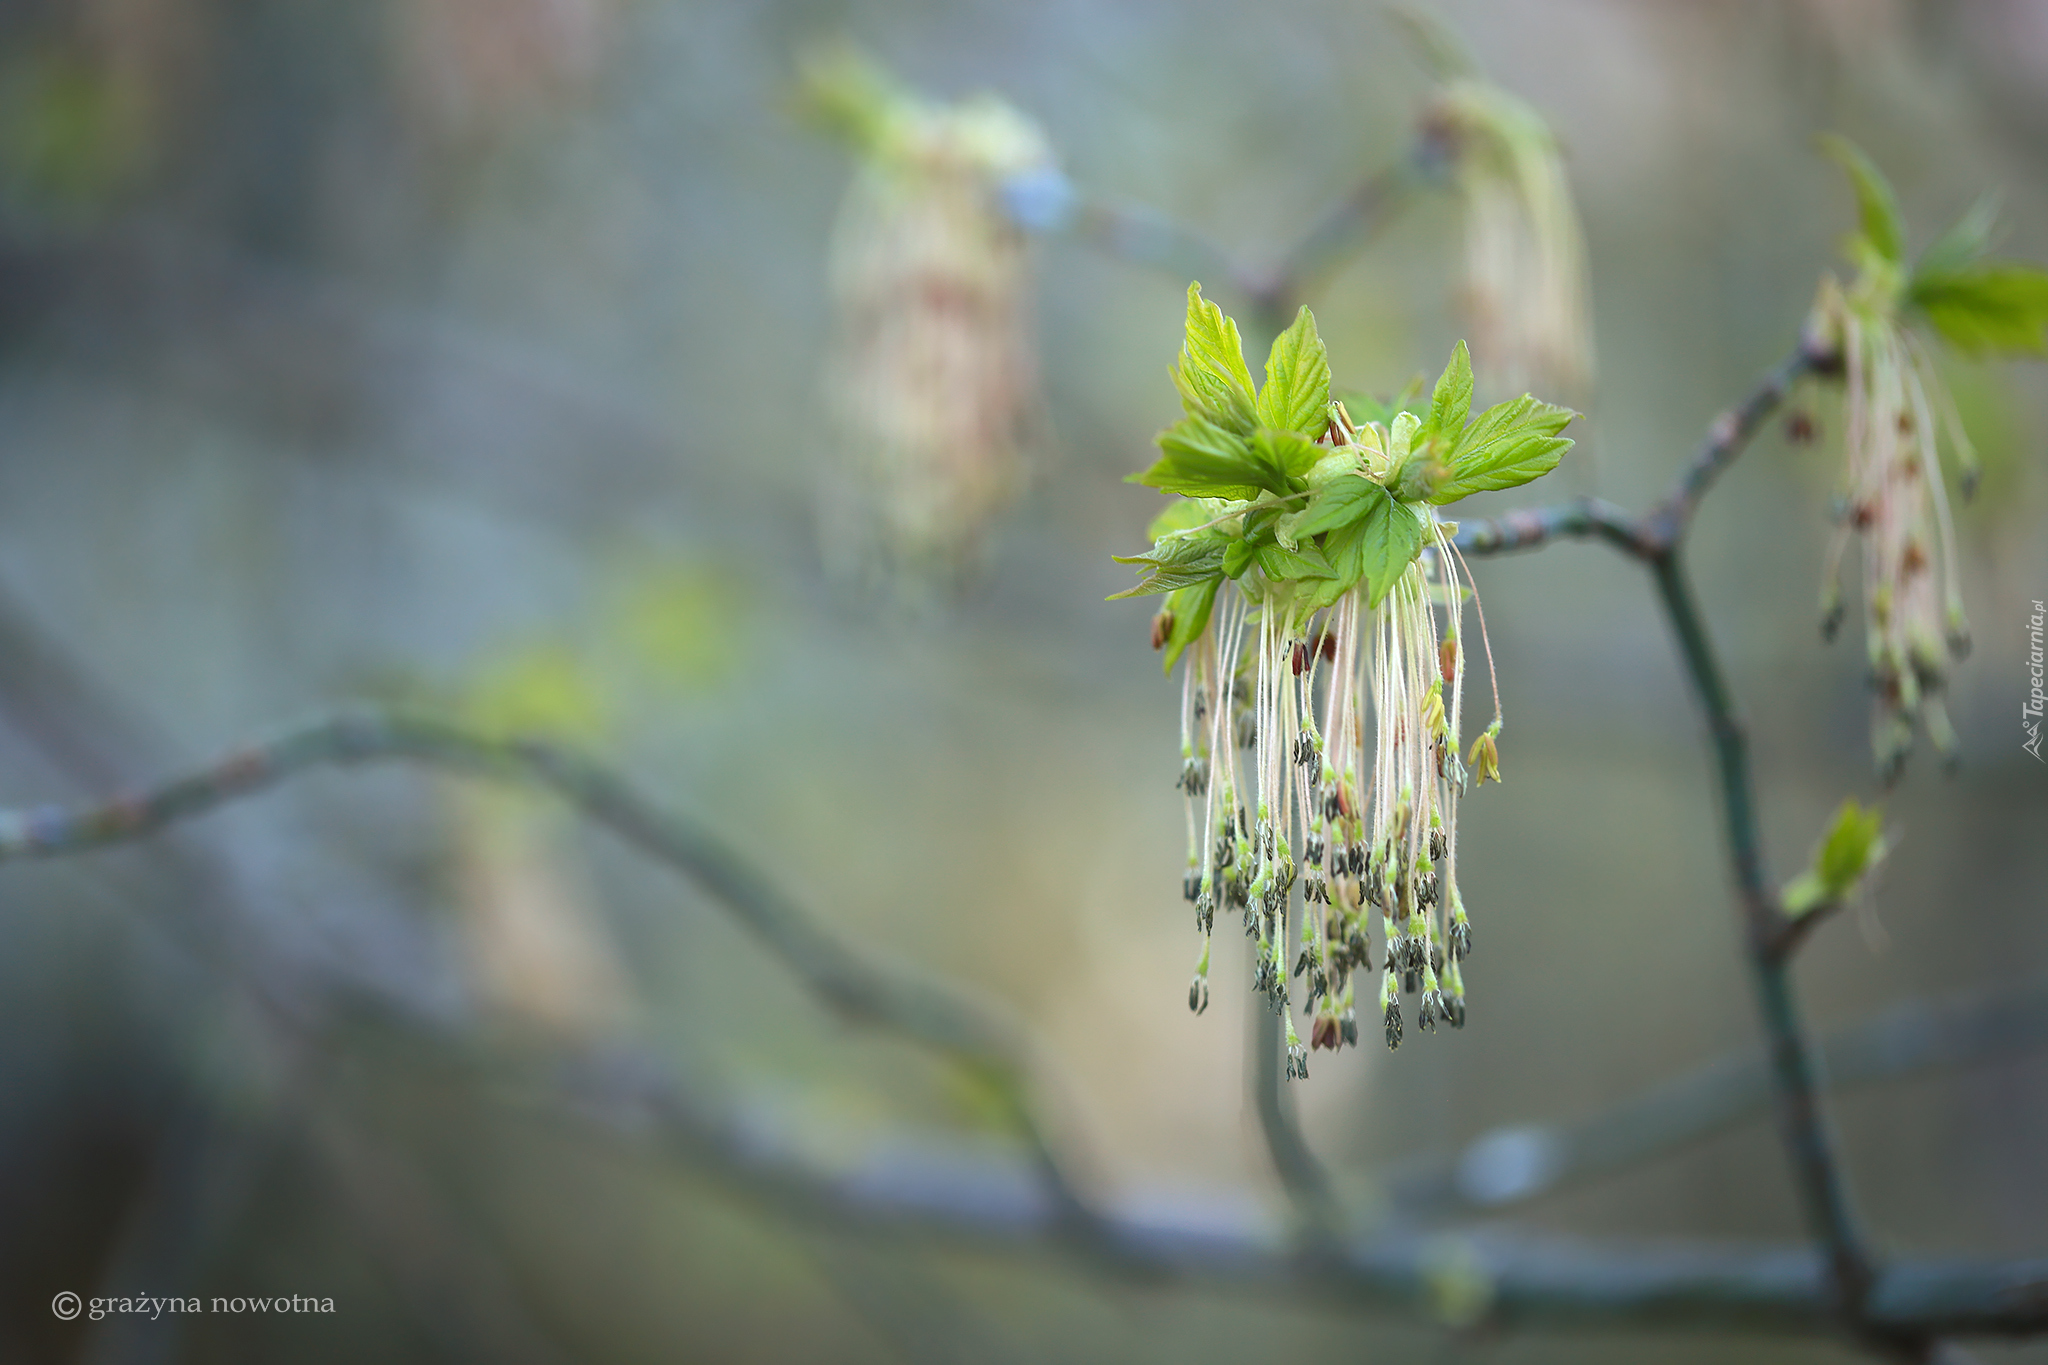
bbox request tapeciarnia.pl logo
[2026,599,2045,762]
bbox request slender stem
[1054,153,1424,334]
[1644,341,1834,550]
[1065,197,1256,297]
[1259,159,1425,315]
[1394,977,2048,1217]
[1445,335,1894,1348]
[1453,496,1646,560]
[0,710,1107,1249]
[541,1037,2048,1338]
[1252,997,1340,1238]
[1456,344,1832,564]
[1651,546,1878,1335]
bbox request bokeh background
[0,0,2044,1361]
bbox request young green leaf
[1292,474,1390,540]
[1909,261,2048,356]
[1819,133,1905,267]
[1781,798,1889,918]
[1424,340,1475,454]
[1221,537,1258,579]
[1171,283,1258,434]
[1428,395,1575,503]
[1133,416,1274,499]
[1108,530,1229,598]
[1255,542,1337,582]
[1340,489,1425,608]
[1257,306,1332,438]
[1161,577,1220,672]
[1250,427,1320,485]
[1915,193,1999,280]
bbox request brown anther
[1901,539,1928,577]
[1150,610,1173,650]
[1291,642,1309,675]
[1850,502,1875,531]
[1785,411,1816,444]
[1320,630,1338,663]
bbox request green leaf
[1915,193,1999,280]
[1161,577,1221,672]
[1782,798,1889,918]
[1108,528,1229,598]
[1424,340,1474,455]
[1339,490,1425,609]
[1133,416,1274,499]
[1429,394,1575,504]
[1909,261,2048,356]
[1250,427,1320,486]
[1256,306,1332,438]
[1146,497,1212,541]
[1292,474,1389,540]
[1819,133,1905,266]
[1255,542,1336,582]
[1222,538,1257,579]
[1171,283,1257,434]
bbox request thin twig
[1455,343,1833,564]
[1392,977,2048,1217]
[1253,999,1342,1239]
[0,710,1108,1251]
[1451,496,1646,560]
[1443,336,1901,1349]
[535,1039,2048,1338]
[1649,545,1877,1332]
[1257,159,1425,318]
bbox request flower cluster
[802,50,1054,598]
[1400,14,1594,399]
[1118,286,1574,1074]
[1803,137,2048,780]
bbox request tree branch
[537,1040,2048,1339]
[0,710,1108,1251]
[1442,335,1906,1347]
[1252,998,1340,1239]
[1392,977,2048,1216]
[1647,551,1878,1335]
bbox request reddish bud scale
[1438,639,1458,685]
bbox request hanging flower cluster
[1397,14,1594,400]
[801,50,1054,599]
[1116,286,1575,1075]
[1803,136,2048,781]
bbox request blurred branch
[0,709,1108,1251]
[1254,158,1425,321]
[1393,977,2048,1217]
[1044,148,1426,332]
[1064,196,1252,297]
[1252,998,1340,1239]
[540,1040,2048,1339]
[1,701,2044,1341]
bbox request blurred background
[0,0,2044,1360]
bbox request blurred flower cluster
[1804,136,2048,780]
[802,50,1055,600]
[1402,13,1595,399]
